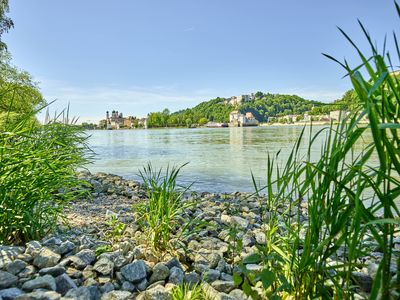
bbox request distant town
[81,92,359,130]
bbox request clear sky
[4,0,399,123]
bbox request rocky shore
[0,171,398,300]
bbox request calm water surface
[87,126,330,193]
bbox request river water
[87,126,332,193]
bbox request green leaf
[259,269,276,290]
[243,253,262,264]
[233,272,243,286]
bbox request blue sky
[4,0,399,123]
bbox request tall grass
[0,107,92,244]
[135,163,199,257]
[236,3,400,299]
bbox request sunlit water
[87,126,330,193]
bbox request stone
[25,241,42,257]
[0,288,23,300]
[143,285,171,300]
[6,259,27,275]
[58,241,75,255]
[93,257,114,276]
[33,248,61,269]
[229,289,250,300]
[0,271,18,289]
[245,264,262,272]
[121,281,135,292]
[149,263,170,284]
[22,275,57,291]
[136,278,148,291]
[120,260,148,283]
[254,232,266,245]
[88,286,101,300]
[164,258,182,270]
[64,287,92,299]
[168,267,184,285]
[15,291,61,300]
[43,237,62,247]
[18,265,36,278]
[70,250,96,270]
[203,269,220,283]
[352,271,373,293]
[55,274,77,296]
[100,282,114,293]
[101,291,131,300]
[211,280,235,293]
[184,271,200,285]
[39,266,66,277]
[194,251,221,269]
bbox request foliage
[105,214,126,244]
[0,109,92,244]
[146,94,326,128]
[0,52,45,128]
[172,283,209,300]
[134,163,199,257]
[95,245,113,256]
[310,89,360,115]
[234,7,400,299]
[0,0,13,51]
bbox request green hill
[147,92,327,127]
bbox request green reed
[236,3,400,299]
[135,163,198,257]
[0,107,92,244]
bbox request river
[87,126,335,193]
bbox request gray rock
[149,263,169,284]
[245,264,262,272]
[88,286,101,300]
[120,260,148,283]
[64,287,92,300]
[33,248,61,269]
[184,272,200,285]
[101,291,131,300]
[93,257,114,276]
[55,274,77,296]
[0,271,18,289]
[203,269,220,283]
[164,258,182,270]
[352,271,373,293]
[136,278,148,292]
[0,288,23,300]
[70,250,96,270]
[22,275,56,292]
[220,273,233,281]
[15,291,60,300]
[121,281,135,292]
[25,241,42,257]
[100,283,114,294]
[143,285,171,300]
[42,238,62,247]
[194,252,221,269]
[168,267,184,285]
[211,280,235,293]
[229,289,250,300]
[254,232,266,245]
[6,259,27,275]
[58,241,75,255]
[39,266,66,277]
[18,265,36,278]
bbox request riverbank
[1,171,398,299]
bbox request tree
[198,117,208,125]
[0,52,45,127]
[0,0,13,51]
